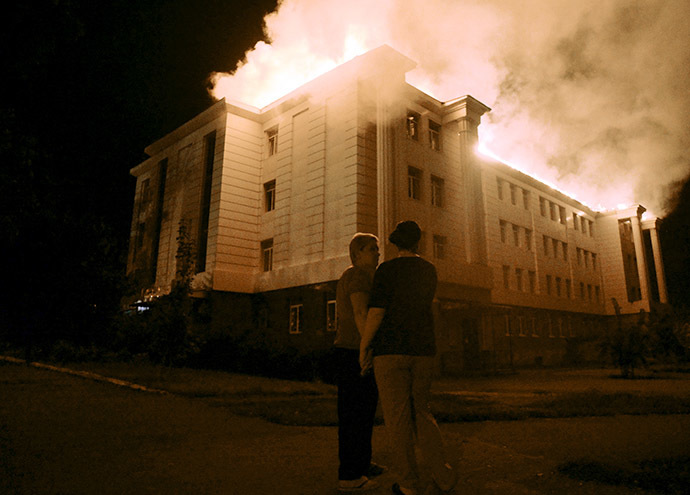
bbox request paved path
[1,361,689,494]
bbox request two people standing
[335,221,456,495]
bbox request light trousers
[374,355,455,491]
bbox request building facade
[127,46,668,371]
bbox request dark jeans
[334,347,379,480]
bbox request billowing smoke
[210,0,690,216]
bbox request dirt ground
[1,360,689,494]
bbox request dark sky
[2,0,689,322]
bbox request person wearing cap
[359,221,456,495]
[334,233,387,493]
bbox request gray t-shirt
[334,265,373,350]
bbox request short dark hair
[389,220,421,251]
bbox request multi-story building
[127,46,668,370]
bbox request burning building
[127,46,668,371]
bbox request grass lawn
[49,360,690,427]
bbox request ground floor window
[326,300,337,332]
[289,304,303,334]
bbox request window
[433,235,446,259]
[528,271,536,293]
[428,120,441,150]
[515,268,523,292]
[261,239,274,272]
[264,180,276,212]
[497,177,504,200]
[546,275,552,295]
[406,111,420,140]
[502,265,510,289]
[531,317,538,337]
[584,250,590,268]
[518,316,526,336]
[431,176,444,207]
[289,304,303,334]
[573,213,579,230]
[552,238,559,258]
[543,235,549,256]
[266,127,278,156]
[500,220,507,243]
[592,253,597,270]
[550,202,557,221]
[510,184,517,205]
[581,217,588,235]
[539,197,547,216]
[556,277,562,297]
[141,178,151,204]
[408,167,422,200]
[523,189,530,210]
[326,300,337,332]
[566,279,572,299]
[587,284,593,301]
[576,247,582,265]
[562,242,568,261]
[525,229,533,251]
[559,206,566,225]
[588,220,594,237]
[595,285,600,302]
[513,224,520,247]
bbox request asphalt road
[1,361,689,494]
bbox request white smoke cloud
[209,0,690,216]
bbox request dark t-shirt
[368,256,437,356]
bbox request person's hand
[359,347,373,376]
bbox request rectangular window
[581,217,588,234]
[543,235,549,256]
[528,271,536,293]
[576,247,582,265]
[566,279,572,299]
[556,277,562,297]
[513,224,520,247]
[539,197,547,216]
[502,265,510,289]
[592,253,597,270]
[515,268,523,292]
[510,184,517,205]
[518,316,526,336]
[264,180,276,212]
[552,238,559,258]
[430,176,445,207]
[289,304,303,334]
[523,189,530,210]
[550,202,558,221]
[141,178,151,204]
[588,220,594,237]
[562,242,568,261]
[408,166,422,200]
[500,220,507,243]
[433,235,446,259]
[525,229,532,251]
[266,127,278,156]
[587,284,593,301]
[428,120,441,150]
[595,285,601,302]
[573,213,579,230]
[497,177,504,200]
[584,250,590,268]
[546,275,552,295]
[406,111,420,140]
[326,300,337,332]
[559,206,567,225]
[261,239,274,272]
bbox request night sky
[2,0,689,343]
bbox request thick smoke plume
[210,0,690,216]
